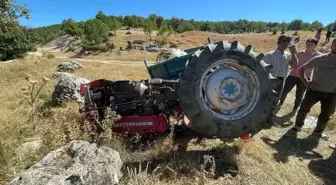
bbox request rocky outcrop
[51,73,90,105]
[9,140,123,185]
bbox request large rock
[52,72,74,80]
[57,61,83,72]
[52,73,90,105]
[9,140,123,185]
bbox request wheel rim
[199,58,261,121]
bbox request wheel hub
[205,68,247,112]
[221,77,243,101]
[199,58,260,120]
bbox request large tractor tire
[178,40,276,139]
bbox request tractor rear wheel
[178,40,276,138]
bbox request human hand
[289,45,297,54]
[304,81,315,91]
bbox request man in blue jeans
[277,38,321,114]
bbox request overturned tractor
[79,39,276,141]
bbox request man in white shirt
[263,35,297,125]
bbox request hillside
[0,29,335,185]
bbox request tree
[82,19,109,45]
[280,21,289,32]
[156,16,164,28]
[0,0,35,61]
[176,21,195,33]
[61,18,80,37]
[143,18,157,41]
[311,20,323,30]
[326,21,336,30]
[288,19,304,30]
[123,15,145,28]
[106,17,122,35]
[255,21,268,33]
[200,21,214,32]
[157,22,174,44]
[95,10,107,21]
[302,22,312,31]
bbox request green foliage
[311,21,323,30]
[123,15,145,28]
[105,17,122,35]
[288,19,304,30]
[200,21,214,32]
[0,0,36,61]
[271,27,279,35]
[30,24,62,44]
[61,18,80,37]
[82,19,109,45]
[143,18,157,40]
[157,22,174,44]
[95,10,107,21]
[176,22,195,33]
[27,10,335,48]
[105,41,115,50]
[0,0,30,22]
[326,21,336,30]
[0,23,36,61]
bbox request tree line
[1,0,336,61]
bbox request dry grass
[82,50,158,62]
[0,30,335,185]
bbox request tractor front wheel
[178,40,276,138]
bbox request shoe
[291,125,301,132]
[312,132,329,141]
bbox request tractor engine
[79,78,181,135]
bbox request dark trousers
[326,33,331,42]
[279,75,307,110]
[267,78,285,120]
[295,90,336,133]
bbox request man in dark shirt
[291,39,336,140]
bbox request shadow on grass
[261,129,323,164]
[120,125,242,182]
[308,148,336,185]
[275,111,296,127]
[121,144,240,181]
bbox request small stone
[56,61,83,73]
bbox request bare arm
[288,45,298,66]
[298,57,318,90]
[298,64,309,85]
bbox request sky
[18,0,336,28]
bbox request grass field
[0,29,335,185]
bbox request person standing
[291,39,336,140]
[263,35,295,124]
[326,27,333,43]
[277,38,321,114]
[314,28,322,41]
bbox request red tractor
[79,39,277,144]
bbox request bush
[100,44,110,52]
[271,27,279,35]
[82,19,109,45]
[106,42,115,50]
[0,23,36,61]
